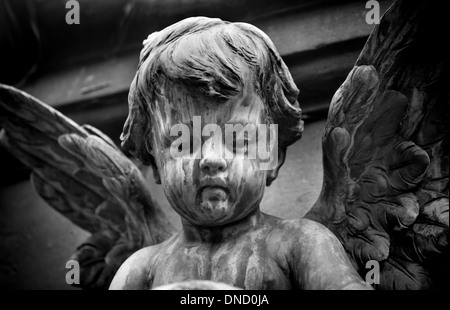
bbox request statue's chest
[150,242,291,290]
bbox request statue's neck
[181,209,262,244]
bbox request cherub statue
[107,17,371,290]
[0,0,447,290]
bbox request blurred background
[0,0,392,289]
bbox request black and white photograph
[0,0,448,297]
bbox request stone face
[144,119,325,229]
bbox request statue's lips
[199,186,229,201]
[196,178,233,205]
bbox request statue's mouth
[195,185,231,221]
[200,186,229,202]
[196,178,232,205]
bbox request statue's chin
[196,198,232,223]
[187,187,234,224]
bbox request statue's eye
[189,138,194,154]
[231,132,250,156]
[177,138,194,154]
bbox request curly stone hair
[121,17,303,165]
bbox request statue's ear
[266,146,286,186]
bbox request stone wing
[306,0,448,289]
[0,84,175,289]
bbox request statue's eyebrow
[161,119,194,140]
[223,121,249,131]
[224,118,247,125]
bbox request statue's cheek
[230,158,264,181]
[161,159,183,192]
[164,158,198,192]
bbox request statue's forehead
[155,81,264,129]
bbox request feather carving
[0,84,175,289]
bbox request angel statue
[0,0,447,290]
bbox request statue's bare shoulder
[270,217,371,290]
[109,235,178,290]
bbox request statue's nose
[199,139,227,175]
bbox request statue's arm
[287,219,372,290]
